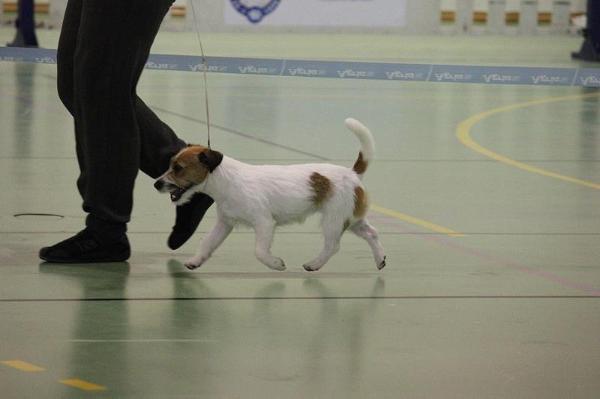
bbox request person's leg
[56,0,188,199]
[7,0,25,47]
[135,97,186,177]
[588,0,600,49]
[7,0,38,47]
[72,0,179,232]
[41,0,173,262]
[19,0,38,46]
[56,0,90,204]
[572,0,600,61]
[56,0,80,116]
[41,0,212,262]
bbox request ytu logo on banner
[229,0,281,24]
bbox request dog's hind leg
[303,216,345,272]
[254,219,286,271]
[185,218,233,270]
[350,218,386,270]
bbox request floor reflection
[38,262,131,395]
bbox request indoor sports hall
[1,1,600,397]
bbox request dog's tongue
[170,187,185,202]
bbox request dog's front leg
[185,218,233,270]
[254,219,286,271]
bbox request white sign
[225,0,407,27]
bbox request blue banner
[1,46,599,87]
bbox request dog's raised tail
[345,118,375,177]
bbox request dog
[154,118,386,272]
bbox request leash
[188,0,212,149]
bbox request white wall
[3,0,587,34]
[188,0,587,33]
[187,0,439,33]
[441,0,586,11]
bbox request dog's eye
[173,164,183,173]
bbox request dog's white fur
[158,118,385,272]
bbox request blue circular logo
[230,0,281,24]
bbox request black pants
[57,0,186,233]
[589,0,600,46]
[11,0,38,46]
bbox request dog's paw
[302,262,323,272]
[377,256,387,270]
[267,257,286,271]
[184,256,205,270]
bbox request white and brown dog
[155,118,385,272]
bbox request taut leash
[188,0,212,149]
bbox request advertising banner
[224,0,407,27]
[4,47,600,87]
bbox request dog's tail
[345,118,375,178]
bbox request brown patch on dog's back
[353,186,368,218]
[353,152,368,175]
[309,172,332,206]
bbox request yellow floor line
[3,360,107,392]
[457,91,600,190]
[371,204,465,237]
[1,360,45,372]
[60,378,107,391]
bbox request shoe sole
[39,253,130,264]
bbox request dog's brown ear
[197,149,223,173]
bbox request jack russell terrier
[154,118,386,272]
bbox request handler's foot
[168,193,214,250]
[39,229,130,263]
[571,33,600,62]
[6,31,38,47]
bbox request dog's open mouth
[170,186,189,202]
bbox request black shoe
[6,29,38,47]
[39,229,130,263]
[168,193,214,250]
[7,30,25,47]
[572,35,600,62]
[6,41,38,48]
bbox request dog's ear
[197,149,223,173]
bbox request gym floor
[1,28,600,398]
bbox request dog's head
[154,145,223,203]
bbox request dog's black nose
[154,180,165,191]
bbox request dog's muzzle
[154,179,190,202]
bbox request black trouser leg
[57,0,187,234]
[573,0,600,61]
[57,1,185,180]
[18,0,38,46]
[588,0,600,47]
[57,0,86,200]
[135,96,187,179]
[8,0,38,47]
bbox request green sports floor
[1,28,600,398]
